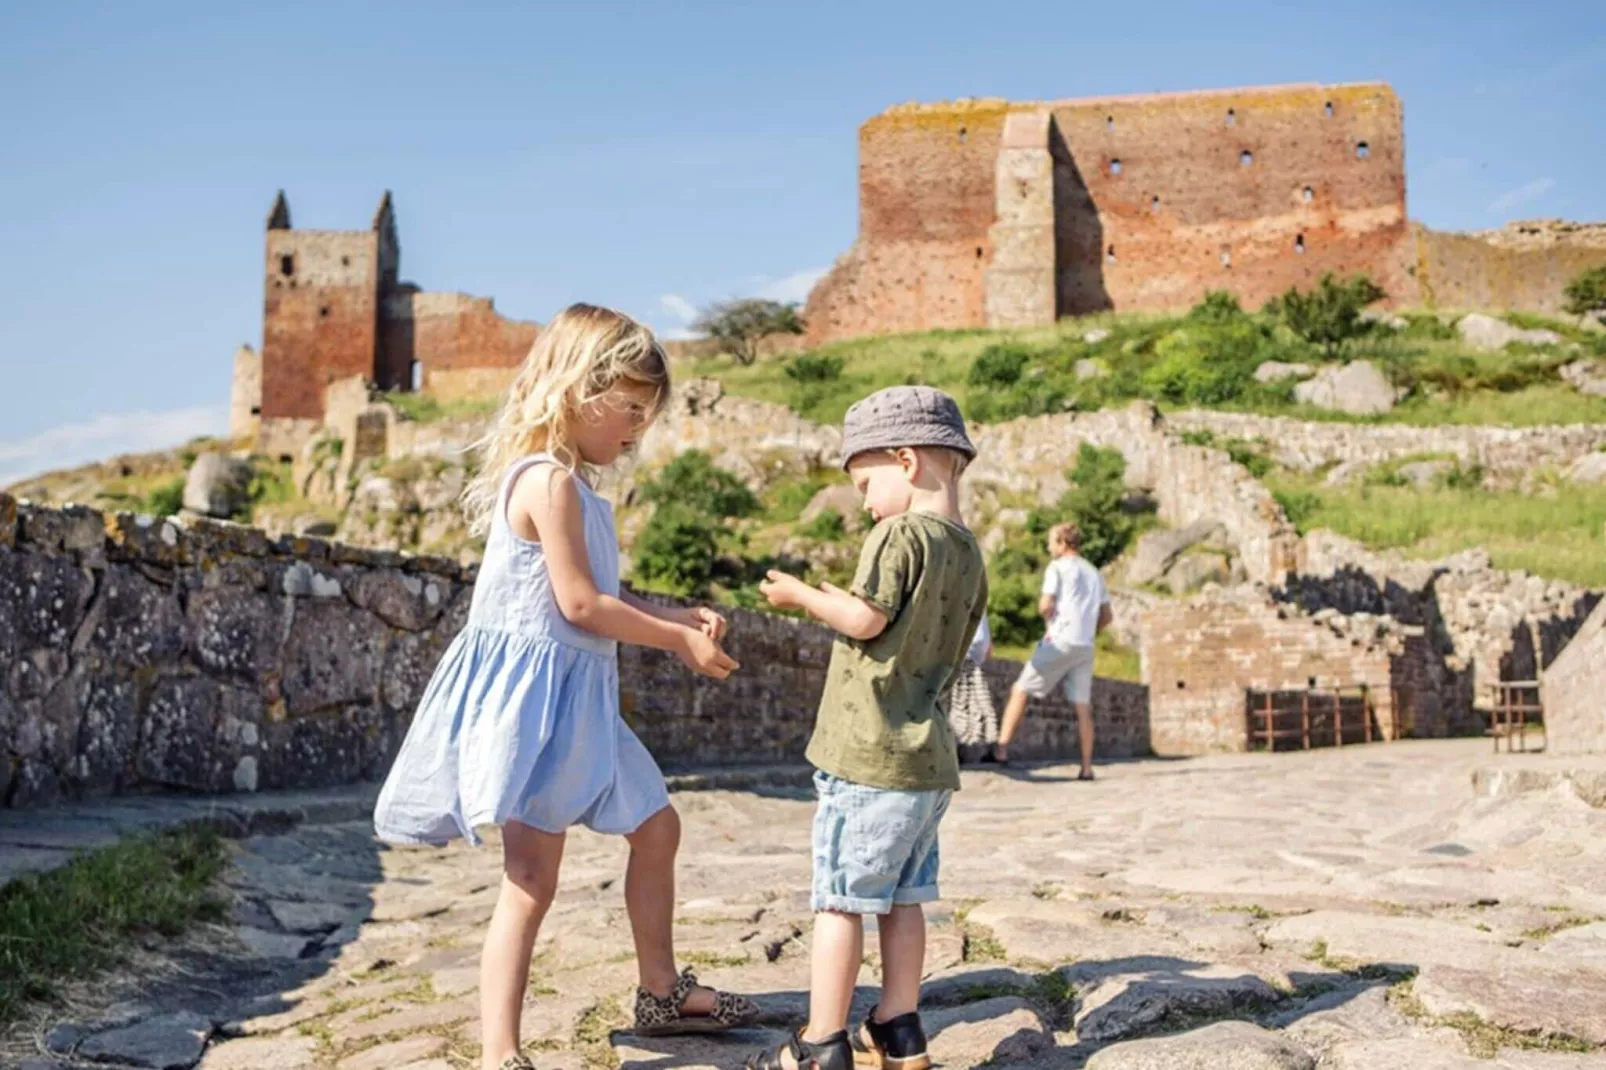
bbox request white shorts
[1014,638,1096,705]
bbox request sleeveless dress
[374,454,670,846]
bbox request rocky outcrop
[1293,360,1397,415]
[1542,598,1606,755]
[1456,312,1564,352]
[182,454,255,518]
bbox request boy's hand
[677,628,739,680]
[759,570,810,611]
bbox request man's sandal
[633,967,759,1036]
[745,1029,854,1070]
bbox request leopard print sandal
[633,966,760,1036]
[498,1057,536,1070]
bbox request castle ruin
[234,192,539,442]
[806,81,1606,344]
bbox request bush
[143,476,185,518]
[1223,438,1274,478]
[632,505,721,597]
[693,299,806,366]
[1274,489,1322,532]
[1266,273,1387,358]
[784,353,845,383]
[1564,265,1606,317]
[639,451,759,520]
[1187,289,1246,324]
[968,344,1032,388]
[1058,443,1142,567]
[1141,318,1269,406]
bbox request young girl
[374,304,758,1070]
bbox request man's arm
[1096,603,1113,633]
[1038,593,1058,621]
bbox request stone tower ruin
[245,192,539,436]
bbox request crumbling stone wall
[1416,221,1606,316]
[1543,598,1606,755]
[0,495,1148,809]
[1141,586,1461,756]
[377,291,538,400]
[808,82,1415,344]
[1171,411,1606,486]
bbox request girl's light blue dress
[374,454,670,846]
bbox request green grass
[381,391,502,424]
[686,311,1606,429]
[0,827,230,1022]
[1267,473,1606,588]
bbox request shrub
[784,353,845,383]
[1563,265,1606,317]
[639,451,759,520]
[1274,489,1322,532]
[1223,438,1274,478]
[1058,443,1142,567]
[693,299,806,366]
[143,476,185,518]
[1266,273,1388,358]
[632,505,720,597]
[1141,318,1268,406]
[1187,289,1246,324]
[968,344,1032,388]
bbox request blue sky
[1,1,1602,484]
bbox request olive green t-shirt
[805,511,988,792]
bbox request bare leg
[623,806,715,1015]
[995,687,1031,760]
[482,821,566,1070]
[876,904,925,1021]
[1075,701,1095,775]
[804,910,864,1041]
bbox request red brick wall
[807,82,1417,344]
[378,292,539,393]
[261,231,381,421]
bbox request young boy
[750,386,988,1070]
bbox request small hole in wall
[958,126,967,143]
[341,256,350,267]
[1240,149,1254,167]
[1106,115,1114,130]
[1220,249,1232,267]
[1324,101,1334,118]
[1295,234,1306,254]
[1151,195,1160,211]
[1106,245,1116,264]
[1308,676,1318,689]
[1176,680,1187,690]
[279,254,294,277]
[250,406,261,416]
[1303,186,1314,202]
[1356,141,1370,159]
[1109,158,1123,176]
[410,360,424,391]
[1226,108,1236,127]
[976,247,984,259]
[319,305,330,318]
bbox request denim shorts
[811,771,952,915]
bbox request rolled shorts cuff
[892,883,940,906]
[812,892,897,915]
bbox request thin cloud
[1486,177,1556,217]
[754,267,827,305]
[0,405,229,489]
[658,293,699,324]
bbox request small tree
[633,505,720,597]
[1564,265,1606,318]
[693,299,806,366]
[638,450,759,520]
[1267,273,1387,358]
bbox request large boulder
[1166,552,1232,595]
[1560,358,1606,397]
[1127,521,1226,586]
[1564,452,1606,485]
[182,454,254,518]
[1457,312,1563,352]
[1294,361,1397,416]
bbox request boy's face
[848,453,914,523]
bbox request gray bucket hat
[840,385,976,470]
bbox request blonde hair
[462,303,670,536]
[1049,522,1081,553]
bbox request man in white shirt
[988,523,1111,779]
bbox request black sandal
[746,1029,853,1070]
[852,1007,930,1070]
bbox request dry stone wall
[1171,411,1606,486]
[0,495,1148,810]
[1542,598,1606,755]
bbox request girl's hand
[759,570,809,611]
[677,627,739,680]
[685,606,728,641]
